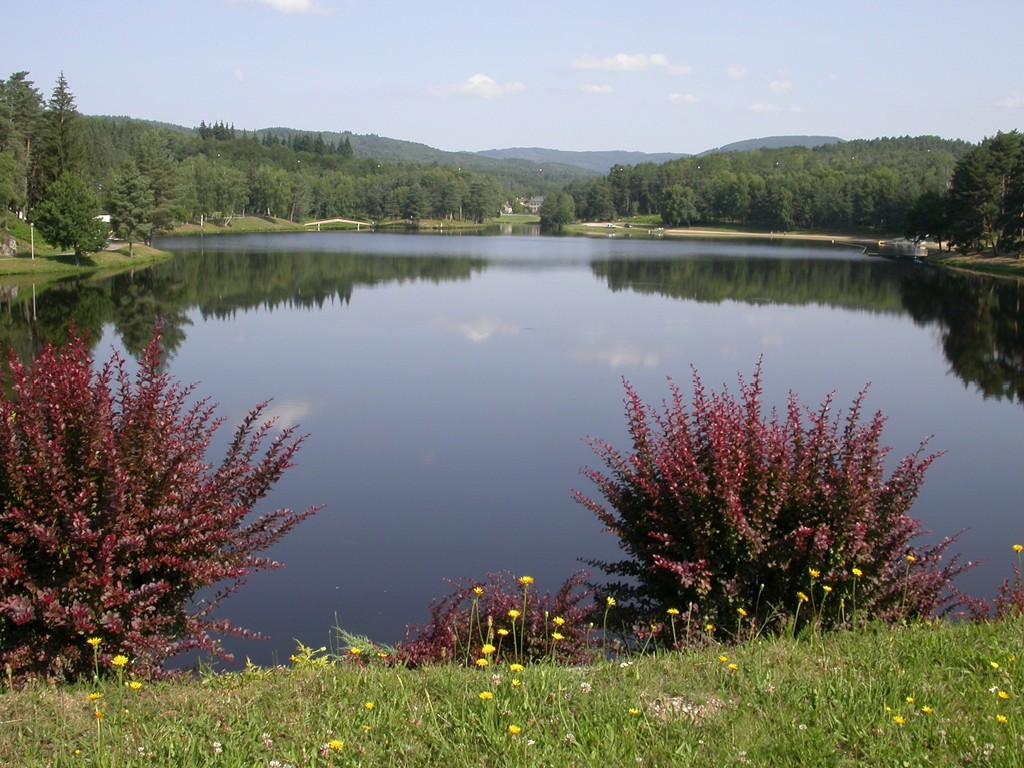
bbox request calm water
[3,231,1022,665]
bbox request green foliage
[538,192,576,230]
[35,72,84,198]
[658,185,697,227]
[107,161,154,252]
[581,137,969,233]
[32,172,107,258]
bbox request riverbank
[0,242,172,278]
[570,221,882,250]
[3,618,1020,766]
[928,251,1024,279]
[163,214,539,238]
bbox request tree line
[907,131,1024,256]
[543,137,970,234]
[1,70,552,256]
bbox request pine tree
[108,161,154,255]
[36,73,85,198]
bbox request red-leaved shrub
[574,363,966,636]
[398,571,597,667]
[0,332,317,680]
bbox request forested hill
[476,148,688,174]
[257,127,596,182]
[698,135,844,156]
[556,135,973,232]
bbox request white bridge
[304,218,374,231]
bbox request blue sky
[4,0,1022,153]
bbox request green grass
[2,618,1021,766]
[167,216,307,237]
[0,244,172,277]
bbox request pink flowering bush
[0,332,317,681]
[574,363,966,636]
[399,571,596,667]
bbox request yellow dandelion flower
[511,678,522,688]
[996,714,1009,725]
[851,567,863,578]
[127,681,143,691]
[87,692,103,702]
[111,655,129,668]
[704,623,715,633]
[808,568,821,580]
[553,616,566,627]
[86,637,102,648]
[497,628,510,637]
[797,592,810,603]
[327,739,344,752]
[509,663,525,673]
[376,651,389,659]
[906,554,917,564]
[507,724,522,735]
[475,658,489,668]
[94,709,104,720]
[628,707,641,717]
[666,608,680,616]
[718,655,729,664]
[736,607,748,618]
[518,576,534,587]
[997,690,1010,700]
[892,715,905,727]
[822,585,833,594]
[990,661,1000,670]
[472,586,484,597]
[552,631,565,641]
[727,663,739,672]
[478,691,494,701]
[481,643,497,656]
[349,648,363,657]
[1013,544,1023,553]
[606,596,617,607]
[364,701,375,711]
[905,696,915,704]
[920,706,934,715]
[508,609,521,620]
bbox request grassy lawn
[0,243,172,277]
[167,216,306,237]
[2,618,1021,767]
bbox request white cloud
[572,346,661,369]
[572,53,690,75]
[582,84,613,95]
[668,92,698,104]
[726,66,747,80]
[437,317,521,343]
[231,0,332,14]
[260,400,313,430]
[748,103,782,114]
[996,94,1024,108]
[452,73,526,100]
[768,79,793,94]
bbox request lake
[3,231,1021,665]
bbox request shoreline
[0,242,173,278]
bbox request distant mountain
[698,135,844,156]
[475,147,688,174]
[258,128,598,182]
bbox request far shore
[574,221,882,250]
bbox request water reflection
[0,234,1021,663]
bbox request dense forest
[553,136,971,233]
[906,131,1024,256]
[0,70,566,252]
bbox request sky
[4,0,1023,154]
